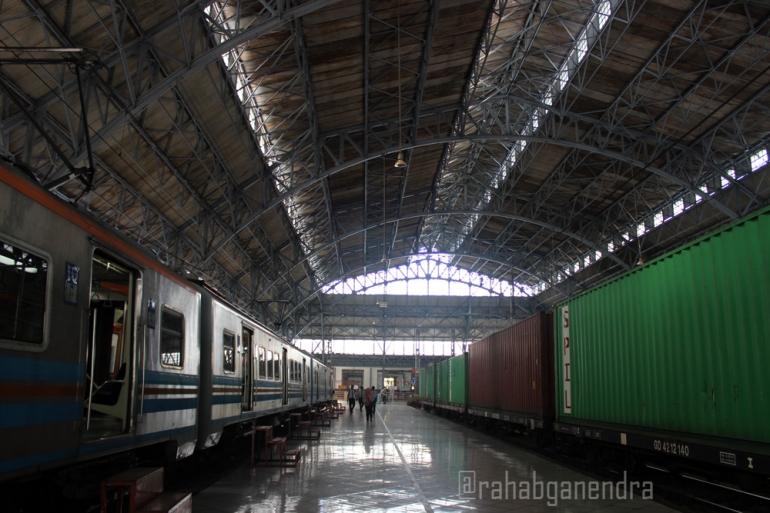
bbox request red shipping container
[498,312,554,419]
[468,312,554,421]
[468,330,501,410]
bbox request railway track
[423,405,770,513]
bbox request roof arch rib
[241,208,633,310]
[3,0,770,343]
[280,251,553,331]
[203,127,742,262]
[0,0,342,322]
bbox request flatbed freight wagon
[555,205,770,476]
[468,312,554,430]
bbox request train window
[258,346,266,378]
[223,331,235,373]
[160,307,184,368]
[0,238,49,347]
[267,350,274,379]
[274,354,281,381]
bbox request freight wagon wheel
[552,433,564,454]
[528,429,545,448]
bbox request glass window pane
[258,346,266,378]
[267,351,274,379]
[0,241,48,345]
[223,331,235,373]
[160,308,184,367]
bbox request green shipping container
[555,206,770,444]
[449,353,468,406]
[421,365,435,404]
[436,358,450,404]
[434,354,468,407]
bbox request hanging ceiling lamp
[394,0,407,169]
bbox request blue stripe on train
[210,405,311,430]
[212,393,304,405]
[0,356,82,382]
[0,402,80,428]
[213,375,240,386]
[212,394,241,405]
[0,396,201,430]
[144,370,198,386]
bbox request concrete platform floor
[193,404,677,512]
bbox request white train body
[0,163,332,480]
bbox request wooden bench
[288,412,322,440]
[283,449,301,468]
[100,467,191,513]
[251,425,301,467]
[293,419,321,441]
[310,408,331,427]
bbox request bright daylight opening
[322,254,532,297]
[294,338,462,357]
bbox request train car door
[308,360,314,403]
[302,358,307,403]
[83,250,138,439]
[241,327,253,410]
[282,348,288,405]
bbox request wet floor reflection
[193,404,676,512]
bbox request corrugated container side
[498,312,554,419]
[421,365,435,404]
[436,359,450,404]
[469,335,500,410]
[449,353,468,406]
[555,207,770,444]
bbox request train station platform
[193,404,676,512]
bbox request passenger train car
[422,204,770,486]
[0,163,333,482]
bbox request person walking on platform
[348,385,356,413]
[370,386,377,419]
[364,386,376,422]
[359,387,365,411]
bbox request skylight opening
[557,69,569,92]
[751,148,768,171]
[205,4,329,276]
[431,1,616,259]
[576,34,588,63]
[324,254,532,297]
[597,0,612,29]
[294,338,461,357]
[535,147,770,295]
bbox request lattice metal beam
[0,0,336,320]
